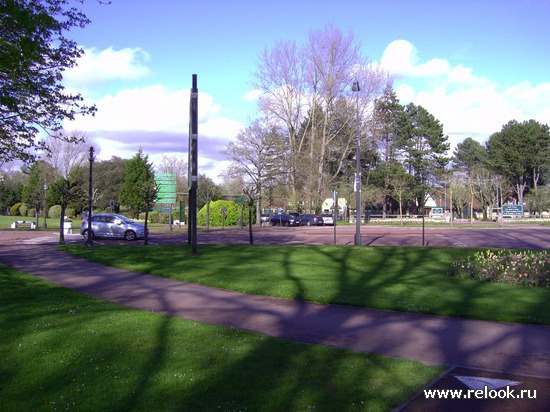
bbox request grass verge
[60,244,550,325]
[1,264,443,411]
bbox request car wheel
[124,230,137,241]
[82,229,93,240]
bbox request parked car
[260,213,271,224]
[80,213,148,241]
[321,213,335,225]
[270,213,301,227]
[299,214,324,226]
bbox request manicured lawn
[1,264,443,411]
[61,244,550,325]
[0,215,73,230]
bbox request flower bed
[448,249,549,287]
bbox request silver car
[80,213,147,241]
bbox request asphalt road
[2,223,550,249]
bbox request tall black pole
[352,79,361,246]
[188,74,198,255]
[86,146,94,248]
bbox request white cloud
[64,47,151,89]
[380,39,418,78]
[61,46,244,183]
[380,39,550,150]
[72,85,186,132]
[242,89,263,101]
[394,84,415,102]
[68,85,241,134]
[66,83,243,182]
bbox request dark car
[270,213,301,227]
[80,213,148,241]
[299,214,324,226]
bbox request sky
[62,0,550,182]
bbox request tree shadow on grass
[2,243,550,409]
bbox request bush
[144,210,169,224]
[19,203,28,216]
[48,205,62,219]
[448,249,550,287]
[10,203,22,216]
[27,207,35,218]
[197,200,253,227]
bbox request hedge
[198,200,254,227]
[9,202,22,216]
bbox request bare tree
[448,172,469,222]
[43,130,91,179]
[250,24,389,210]
[223,119,283,223]
[41,130,90,243]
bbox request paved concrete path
[1,244,550,380]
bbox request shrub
[448,249,550,287]
[19,203,28,216]
[49,205,62,219]
[198,200,251,227]
[144,210,169,224]
[27,207,35,217]
[10,203,22,216]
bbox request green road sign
[155,173,176,204]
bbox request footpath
[1,240,549,411]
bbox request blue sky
[64,0,550,181]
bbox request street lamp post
[43,183,47,229]
[86,146,94,248]
[352,79,361,246]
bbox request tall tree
[386,160,412,223]
[486,119,550,204]
[93,156,126,212]
[0,0,97,163]
[119,150,157,245]
[42,130,91,178]
[453,137,506,221]
[224,119,284,221]
[47,168,85,243]
[250,24,389,209]
[0,169,25,214]
[39,129,90,240]
[397,103,450,210]
[453,137,487,171]
[197,174,222,210]
[371,85,404,216]
[21,160,53,225]
[119,150,157,215]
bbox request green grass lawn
[60,244,550,325]
[0,215,75,230]
[1,264,443,411]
